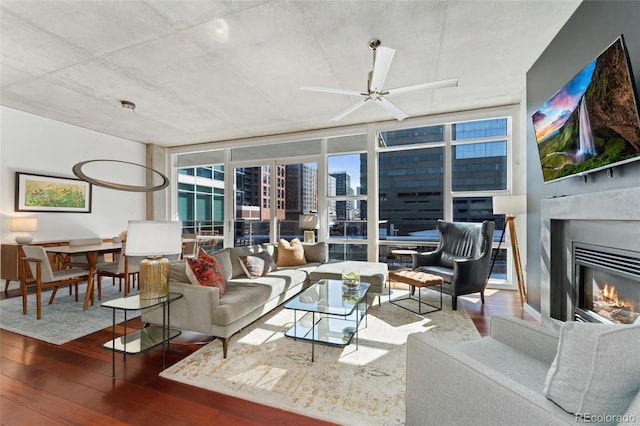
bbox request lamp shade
[11,218,38,232]
[298,213,319,230]
[492,195,527,215]
[11,218,37,244]
[124,220,182,256]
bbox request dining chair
[181,233,199,259]
[66,237,115,269]
[20,245,90,319]
[97,243,141,297]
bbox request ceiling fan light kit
[302,39,458,122]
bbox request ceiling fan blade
[375,97,409,121]
[370,46,395,93]
[331,98,371,121]
[386,77,458,96]
[300,86,363,97]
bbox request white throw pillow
[544,322,640,417]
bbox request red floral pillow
[199,249,216,264]
[185,257,226,297]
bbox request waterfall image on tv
[532,35,640,183]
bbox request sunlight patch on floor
[227,364,287,390]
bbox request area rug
[160,288,480,425]
[0,279,140,345]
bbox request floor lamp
[491,195,527,306]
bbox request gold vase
[139,256,169,299]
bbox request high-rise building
[329,172,354,220]
[285,164,317,218]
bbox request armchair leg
[452,296,458,311]
[480,291,485,304]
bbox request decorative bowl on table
[341,270,360,289]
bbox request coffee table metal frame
[388,270,443,315]
[284,279,369,362]
[101,292,182,380]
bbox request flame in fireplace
[599,283,623,306]
[595,282,637,324]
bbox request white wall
[1,106,147,244]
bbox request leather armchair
[413,219,495,310]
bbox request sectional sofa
[143,242,388,358]
[406,315,640,425]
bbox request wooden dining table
[46,242,122,311]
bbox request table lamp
[299,213,319,243]
[125,220,182,299]
[491,195,527,305]
[11,218,38,244]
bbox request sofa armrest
[489,315,559,364]
[142,281,219,336]
[406,332,574,426]
[412,250,440,268]
[450,257,487,292]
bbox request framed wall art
[15,171,92,213]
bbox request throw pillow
[302,242,327,263]
[276,238,307,267]
[543,322,640,417]
[185,257,226,297]
[199,248,232,281]
[238,252,277,278]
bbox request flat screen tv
[532,35,640,183]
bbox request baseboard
[523,303,541,322]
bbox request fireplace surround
[540,187,640,329]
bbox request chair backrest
[436,220,495,267]
[69,237,104,262]
[69,237,102,246]
[117,243,143,274]
[182,233,199,258]
[22,245,55,282]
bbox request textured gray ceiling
[0,0,581,147]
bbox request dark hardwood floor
[0,286,535,425]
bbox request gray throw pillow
[303,242,327,263]
[169,260,190,284]
[207,249,233,281]
[544,322,640,417]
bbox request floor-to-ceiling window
[378,117,511,281]
[326,134,368,261]
[170,106,520,286]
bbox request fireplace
[573,243,640,324]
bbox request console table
[101,293,182,380]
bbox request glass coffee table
[284,279,369,361]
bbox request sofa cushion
[229,268,308,301]
[212,282,272,326]
[543,322,640,417]
[456,337,551,392]
[238,251,277,278]
[185,257,226,296]
[276,238,306,267]
[199,249,233,281]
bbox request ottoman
[388,270,443,315]
[309,261,389,305]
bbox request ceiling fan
[301,39,458,122]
